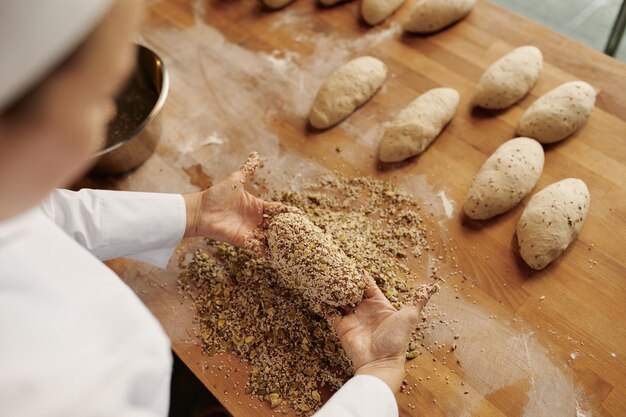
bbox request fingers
[407,283,440,311]
[363,276,391,305]
[363,275,378,298]
[263,202,304,217]
[258,202,304,232]
[324,309,342,330]
[262,201,291,217]
[395,283,440,333]
[241,201,302,257]
[228,151,260,185]
[242,229,269,258]
[363,282,381,300]
[342,305,356,315]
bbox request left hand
[182,153,286,247]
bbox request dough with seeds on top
[517,178,590,270]
[516,81,596,143]
[464,137,544,220]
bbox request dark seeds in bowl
[106,74,158,148]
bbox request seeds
[311,390,321,402]
[406,350,419,360]
[180,174,439,416]
[268,393,282,408]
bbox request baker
[0,1,426,416]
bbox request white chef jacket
[0,189,398,417]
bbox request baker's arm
[39,188,185,268]
[313,375,398,417]
[39,154,284,268]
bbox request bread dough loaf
[319,0,350,5]
[362,0,407,25]
[379,87,459,162]
[464,137,544,219]
[404,0,475,34]
[309,56,387,129]
[516,81,596,143]
[516,178,590,270]
[262,0,296,9]
[473,46,543,109]
[267,212,368,313]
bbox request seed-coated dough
[516,178,590,270]
[516,81,596,143]
[464,137,544,220]
[267,212,368,313]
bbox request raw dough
[516,81,596,143]
[309,56,387,129]
[262,0,296,9]
[464,137,544,219]
[404,0,475,34]
[473,46,543,109]
[361,0,407,25]
[516,178,590,270]
[379,87,459,162]
[267,212,368,313]
[319,0,351,5]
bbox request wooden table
[86,0,626,415]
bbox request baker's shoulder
[0,210,172,369]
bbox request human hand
[328,279,436,392]
[182,152,286,247]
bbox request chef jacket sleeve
[312,375,399,417]
[39,188,186,268]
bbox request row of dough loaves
[264,0,476,33]
[307,47,596,270]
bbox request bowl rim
[93,44,169,157]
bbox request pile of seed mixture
[179,174,446,415]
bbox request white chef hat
[0,0,113,111]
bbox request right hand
[327,280,427,392]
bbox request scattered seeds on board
[179,174,447,416]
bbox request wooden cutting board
[84,0,626,416]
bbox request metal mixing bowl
[90,45,169,176]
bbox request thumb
[263,202,304,217]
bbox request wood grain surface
[82,0,626,416]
